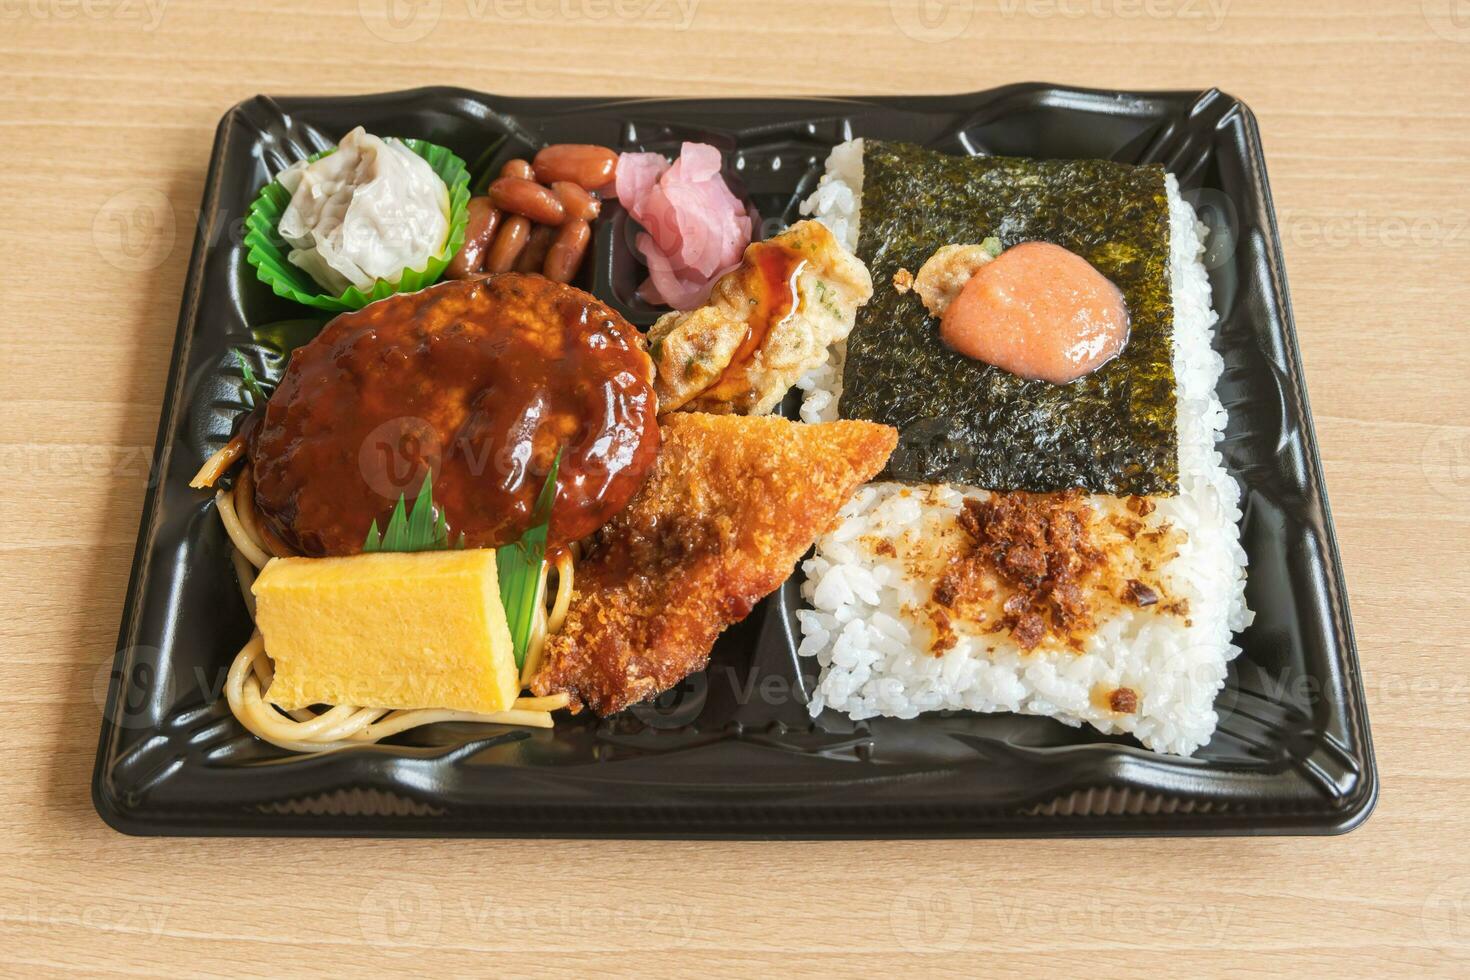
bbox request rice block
[252,550,518,714]
[797,164,1252,756]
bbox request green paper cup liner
[244,139,471,312]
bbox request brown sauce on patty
[251,274,659,556]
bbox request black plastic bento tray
[93,84,1376,838]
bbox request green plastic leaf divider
[362,473,450,553]
[497,451,562,669]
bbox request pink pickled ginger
[615,142,754,310]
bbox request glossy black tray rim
[93,83,1377,839]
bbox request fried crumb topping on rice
[919,490,1189,655]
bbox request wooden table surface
[2,0,1467,974]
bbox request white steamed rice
[793,142,1251,755]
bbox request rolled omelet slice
[252,550,519,714]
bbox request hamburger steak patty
[251,274,660,556]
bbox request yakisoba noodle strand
[232,465,265,555]
[216,486,271,570]
[519,545,576,687]
[189,431,247,490]
[206,452,572,754]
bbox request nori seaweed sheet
[840,141,1178,494]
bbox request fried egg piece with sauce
[907,240,1002,315]
[647,219,873,416]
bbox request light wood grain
[1,0,1467,974]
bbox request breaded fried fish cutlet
[531,412,897,716]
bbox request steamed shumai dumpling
[276,126,451,295]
